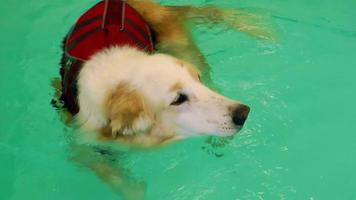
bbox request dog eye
[170,93,189,106]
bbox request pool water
[1,0,356,199]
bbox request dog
[56,0,275,145]
[54,0,273,199]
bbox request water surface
[1,0,356,199]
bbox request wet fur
[54,1,273,199]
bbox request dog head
[132,54,250,137]
[77,47,250,141]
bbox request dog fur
[59,0,275,146]
[55,1,273,199]
[76,46,250,146]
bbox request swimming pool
[1,0,356,199]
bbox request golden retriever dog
[53,0,273,199]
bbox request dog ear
[104,82,154,138]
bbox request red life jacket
[60,0,155,114]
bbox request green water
[1,0,356,199]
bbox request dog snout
[232,104,250,126]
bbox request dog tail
[175,6,276,41]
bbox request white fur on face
[163,84,242,137]
[76,46,245,138]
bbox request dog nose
[232,104,250,126]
